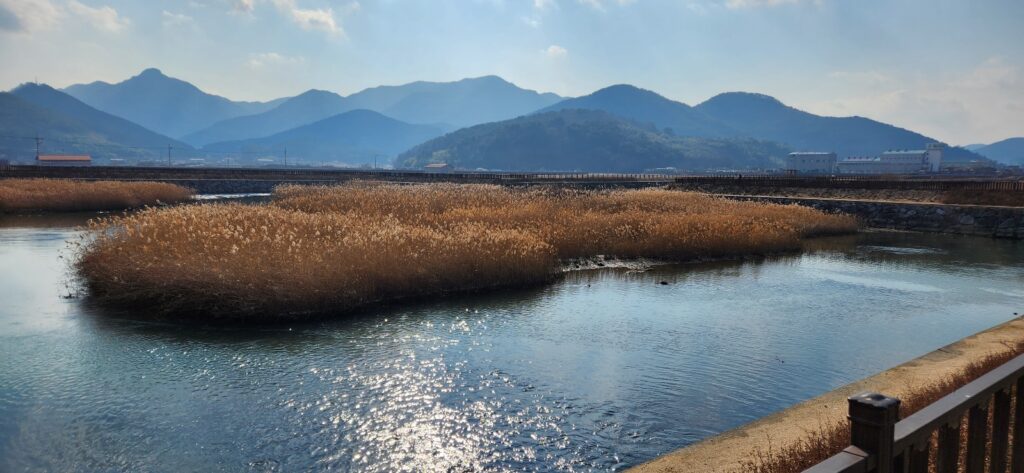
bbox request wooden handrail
[803,354,1024,472]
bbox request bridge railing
[0,165,679,183]
[804,353,1024,473]
[2,165,1022,191]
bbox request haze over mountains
[399,109,789,172]
[0,68,1012,171]
[64,69,284,138]
[539,85,734,139]
[183,76,555,147]
[693,92,982,162]
[204,110,444,164]
[405,85,991,170]
[972,138,1024,165]
[1,83,191,161]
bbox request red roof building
[37,155,92,166]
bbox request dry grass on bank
[75,184,856,319]
[0,178,193,212]
[742,340,1024,473]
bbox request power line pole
[167,144,172,167]
[34,134,43,160]
[284,147,288,167]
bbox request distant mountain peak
[702,91,785,107]
[586,84,670,101]
[137,67,165,77]
[295,89,339,98]
[462,75,509,84]
[12,82,55,93]
[539,83,735,138]
[64,69,283,138]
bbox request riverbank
[671,183,1024,207]
[720,195,1024,239]
[629,315,1024,473]
[74,184,857,320]
[0,178,193,212]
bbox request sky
[0,0,1021,145]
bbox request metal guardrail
[2,165,1023,191]
[0,165,677,183]
[804,353,1024,473]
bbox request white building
[785,152,836,174]
[836,143,945,174]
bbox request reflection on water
[1,215,1023,472]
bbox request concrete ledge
[628,316,1024,473]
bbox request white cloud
[0,0,63,34]
[724,0,817,8]
[161,10,195,28]
[544,44,568,59]
[271,0,345,36]
[807,57,1024,144]
[232,0,254,13]
[587,0,636,8]
[536,0,635,11]
[247,51,306,69]
[67,1,130,33]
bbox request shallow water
[1,214,1022,472]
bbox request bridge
[1,164,1022,193]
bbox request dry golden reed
[76,183,857,319]
[0,178,193,212]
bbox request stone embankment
[723,195,1024,239]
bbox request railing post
[935,419,961,473]
[1013,377,1024,473]
[848,392,901,473]
[992,387,1012,473]
[966,399,990,473]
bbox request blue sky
[0,0,1021,144]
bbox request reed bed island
[75,184,857,320]
[0,178,193,212]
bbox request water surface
[1,214,1022,472]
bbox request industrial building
[836,143,944,174]
[785,152,836,174]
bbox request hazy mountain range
[203,109,444,164]
[539,85,734,138]
[0,68,1011,171]
[970,138,1024,165]
[1,84,191,161]
[64,68,284,138]
[692,92,982,162]
[406,85,991,170]
[399,109,789,171]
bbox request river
[1,212,1022,472]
